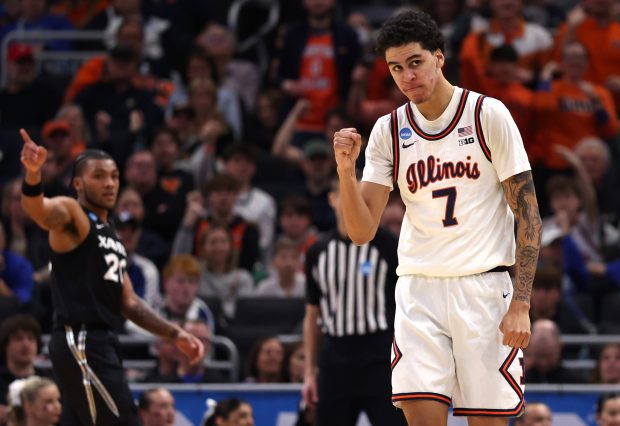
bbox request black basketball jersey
[50,207,126,330]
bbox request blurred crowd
[0,0,619,423]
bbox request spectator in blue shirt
[0,219,34,304]
[0,0,74,52]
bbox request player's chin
[408,92,429,104]
[98,199,116,210]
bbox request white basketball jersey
[362,87,531,277]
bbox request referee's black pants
[49,329,141,426]
[317,359,406,426]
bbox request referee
[302,177,406,425]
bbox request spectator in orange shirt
[535,41,619,172]
[65,16,175,103]
[483,44,536,159]
[459,0,553,92]
[554,0,620,108]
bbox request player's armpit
[501,171,542,304]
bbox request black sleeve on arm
[305,244,321,305]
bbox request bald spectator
[514,401,553,426]
[138,388,176,426]
[525,319,585,384]
[574,137,620,223]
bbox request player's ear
[73,176,82,193]
[435,49,445,68]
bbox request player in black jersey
[19,129,204,426]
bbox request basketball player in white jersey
[334,10,542,426]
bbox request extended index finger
[19,128,35,145]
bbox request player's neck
[415,78,455,121]
[80,200,109,223]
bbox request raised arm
[19,129,87,246]
[120,271,204,364]
[271,99,309,166]
[334,128,390,244]
[499,170,542,348]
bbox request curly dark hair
[0,314,41,357]
[375,10,445,57]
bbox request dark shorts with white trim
[49,328,140,426]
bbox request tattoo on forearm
[502,171,542,304]
[127,298,178,339]
[45,205,69,229]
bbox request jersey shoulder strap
[474,93,492,162]
[390,109,400,183]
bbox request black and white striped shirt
[305,227,398,338]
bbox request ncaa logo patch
[399,128,412,140]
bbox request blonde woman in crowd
[7,376,61,426]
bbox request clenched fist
[333,128,362,172]
[19,129,47,175]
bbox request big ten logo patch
[458,137,474,146]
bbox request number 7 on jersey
[432,187,458,227]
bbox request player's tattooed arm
[121,273,179,339]
[44,203,71,230]
[501,171,542,303]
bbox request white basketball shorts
[391,272,525,417]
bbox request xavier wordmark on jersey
[98,235,127,257]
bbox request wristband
[21,180,43,197]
